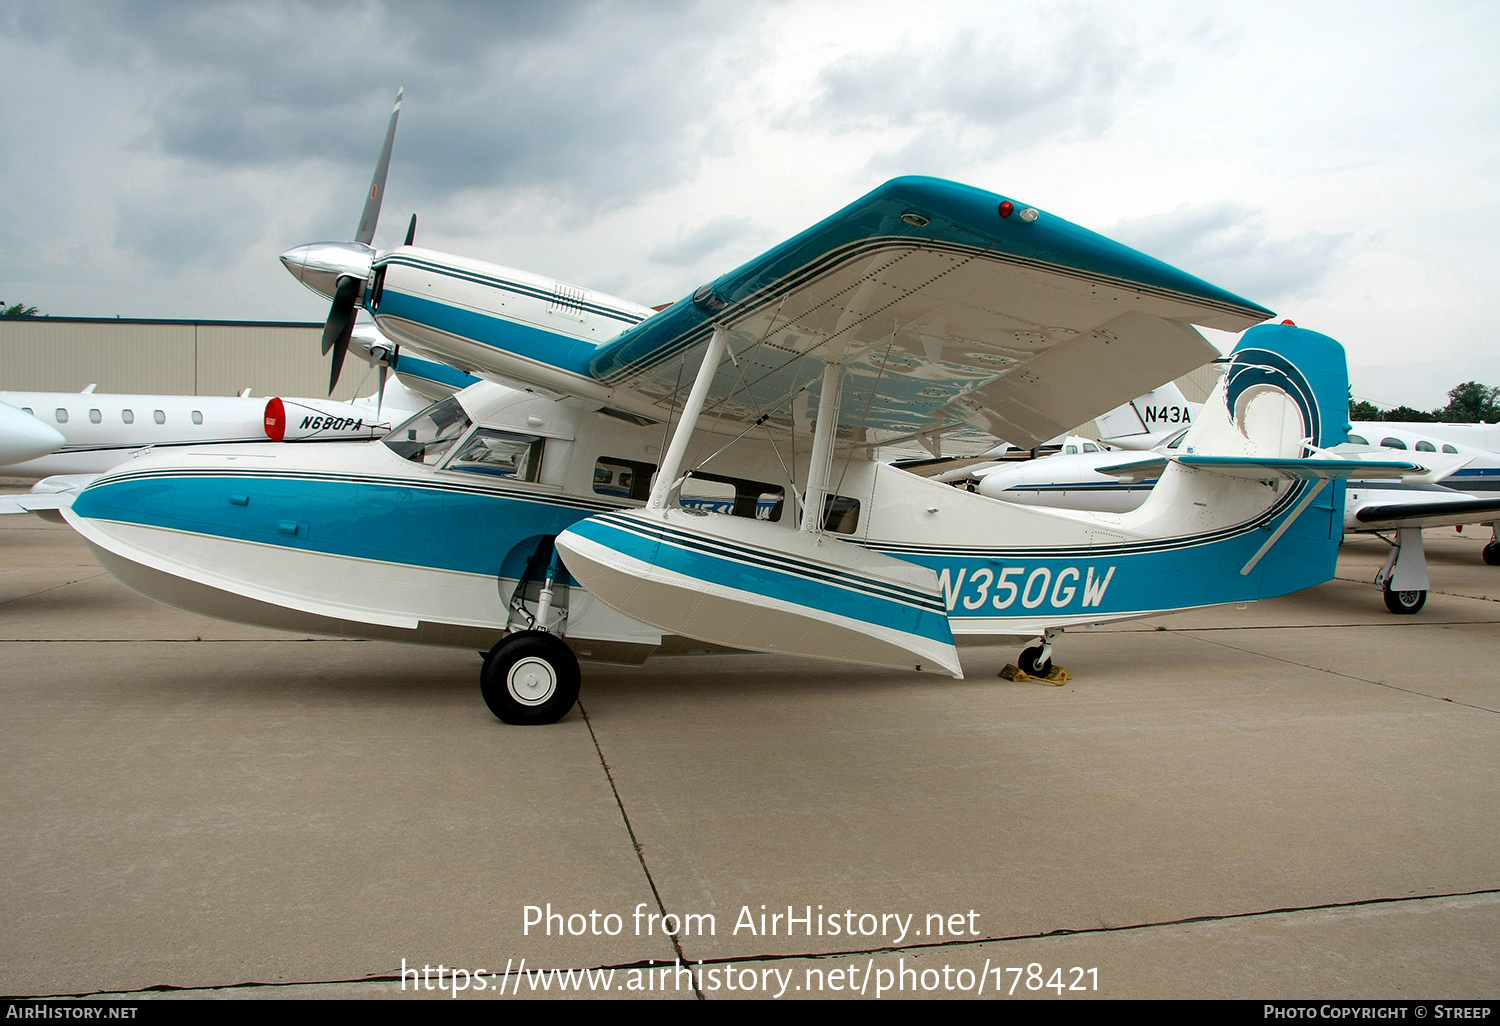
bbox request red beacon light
[1281,319,1296,326]
[998,200,1014,218]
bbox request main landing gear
[481,630,580,725]
[1017,628,1061,676]
[1382,586,1427,615]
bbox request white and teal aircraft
[62,94,1422,725]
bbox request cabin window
[192,411,204,425]
[89,409,101,424]
[121,410,134,424]
[1164,428,1189,449]
[383,397,472,465]
[1415,440,1435,452]
[1380,437,1407,449]
[1064,444,1079,454]
[445,429,544,481]
[21,407,32,415]
[154,410,166,425]
[1347,433,1368,445]
[1442,444,1458,454]
[681,471,784,522]
[822,495,861,534]
[55,408,68,424]
[593,457,657,501]
[1083,442,1099,453]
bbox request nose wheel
[481,630,581,725]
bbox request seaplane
[63,92,1423,725]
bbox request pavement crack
[577,697,703,1000]
[0,571,108,609]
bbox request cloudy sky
[2,0,1497,409]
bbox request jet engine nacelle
[263,397,389,442]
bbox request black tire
[1018,645,1052,677]
[1483,542,1500,566]
[480,631,580,725]
[1382,586,1427,615]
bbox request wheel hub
[507,656,557,705]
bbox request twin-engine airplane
[64,93,1421,725]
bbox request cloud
[648,215,754,265]
[806,16,1147,173]
[3,0,749,214]
[1107,201,1349,304]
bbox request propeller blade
[354,88,403,246]
[321,276,361,356]
[404,213,416,247]
[328,319,354,394]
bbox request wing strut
[648,325,729,512]
[802,363,842,534]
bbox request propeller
[280,88,404,394]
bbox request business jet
[0,364,432,514]
[976,409,1500,612]
[62,92,1418,726]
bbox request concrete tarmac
[1,507,1497,1000]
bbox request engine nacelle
[264,397,388,442]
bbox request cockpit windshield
[383,397,473,465]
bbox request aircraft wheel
[1018,645,1052,677]
[1382,586,1427,615]
[1483,542,1500,566]
[480,631,580,725]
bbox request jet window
[593,457,657,501]
[55,409,68,424]
[121,410,134,424]
[1380,437,1407,449]
[383,397,472,465]
[192,411,204,426]
[1415,440,1436,452]
[1064,444,1079,454]
[445,429,544,481]
[1163,428,1190,450]
[1083,442,1099,453]
[1347,433,1368,445]
[21,407,32,415]
[154,410,166,425]
[1442,444,1458,454]
[89,409,101,424]
[681,471,784,522]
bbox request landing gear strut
[481,630,580,725]
[1018,628,1061,676]
[1374,526,1429,616]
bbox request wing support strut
[802,363,843,535]
[648,325,728,513]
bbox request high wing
[588,177,1272,449]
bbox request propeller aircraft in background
[63,92,1423,725]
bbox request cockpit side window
[383,397,473,465]
[444,428,544,481]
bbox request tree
[1,300,39,317]
[1349,398,1381,421]
[1439,381,1500,423]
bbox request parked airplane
[0,399,65,467]
[976,413,1500,611]
[0,374,429,514]
[62,95,1418,726]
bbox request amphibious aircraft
[64,93,1420,726]
[975,415,1500,611]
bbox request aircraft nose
[0,402,67,467]
[277,240,376,301]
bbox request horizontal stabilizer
[556,509,963,677]
[1175,454,1424,482]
